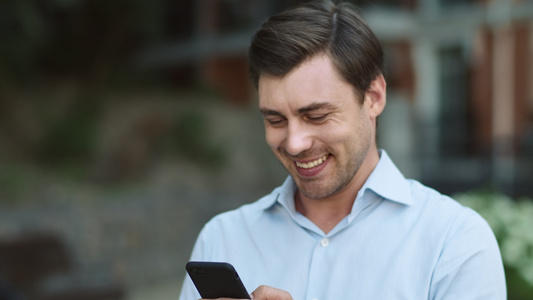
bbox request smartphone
[186,261,251,299]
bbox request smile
[295,154,330,169]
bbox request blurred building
[362,0,533,197]
[1,0,530,196]
[139,0,533,197]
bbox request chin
[295,180,334,200]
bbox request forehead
[258,54,358,111]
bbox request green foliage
[0,165,31,201]
[0,1,48,82]
[455,191,533,299]
[171,111,228,169]
[39,100,100,177]
[0,0,170,85]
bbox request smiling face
[259,54,385,200]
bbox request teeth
[296,154,329,169]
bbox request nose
[284,122,313,156]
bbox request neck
[295,147,380,234]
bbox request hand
[203,285,293,300]
[250,285,293,300]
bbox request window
[437,45,473,157]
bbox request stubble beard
[298,144,370,200]
[275,137,371,200]
[278,119,373,200]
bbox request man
[179,1,506,299]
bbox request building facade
[140,0,533,196]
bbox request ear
[364,74,386,119]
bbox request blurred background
[0,0,532,299]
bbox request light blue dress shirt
[179,151,506,300]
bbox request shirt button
[320,238,329,247]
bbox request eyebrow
[297,102,338,114]
[260,102,338,117]
[259,108,283,117]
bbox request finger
[251,285,293,300]
[200,298,250,300]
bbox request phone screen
[186,261,251,299]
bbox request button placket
[305,236,331,300]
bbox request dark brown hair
[248,0,384,101]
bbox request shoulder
[190,190,280,261]
[406,179,494,241]
[411,181,507,298]
[202,190,279,233]
[408,179,472,214]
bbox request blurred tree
[0,0,175,87]
[0,0,181,171]
[0,0,48,84]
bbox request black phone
[186,261,251,299]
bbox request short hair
[248,0,384,101]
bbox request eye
[265,117,287,127]
[306,114,328,123]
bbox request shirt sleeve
[429,209,506,300]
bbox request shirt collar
[360,150,413,205]
[273,176,298,212]
[266,149,413,212]
[255,176,295,212]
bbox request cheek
[265,127,285,150]
[319,123,348,144]
[320,121,362,150]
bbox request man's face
[258,54,378,200]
